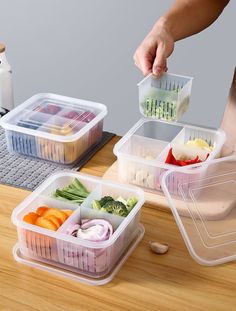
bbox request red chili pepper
[165,148,174,164]
[165,148,209,167]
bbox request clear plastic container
[13,224,145,286]
[0,93,107,164]
[138,73,193,121]
[161,156,236,266]
[113,118,225,194]
[12,171,145,280]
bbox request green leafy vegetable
[92,200,101,210]
[91,195,138,217]
[53,178,90,204]
[126,197,138,212]
[99,196,114,206]
[116,196,128,206]
[102,201,128,217]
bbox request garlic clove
[149,241,169,254]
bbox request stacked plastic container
[0,93,107,164]
[12,172,145,284]
[114,73,226,194]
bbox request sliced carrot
[36,206,50,216]
[23,212,39,224]
[62,209,73,217]
[42,208,67,224]
[35,216,58,231]
[45,215,62,229]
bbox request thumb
[152,44,167,76]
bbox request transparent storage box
[12,171,145,284]
[114,118,225,194]
[0,93,107,164]
[138,73,193,121]
[161,156,236,266]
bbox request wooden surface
[1,136,236,311]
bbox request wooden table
[1,136,236,311]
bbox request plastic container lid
[0,93,107,142]
[161,155,236,266]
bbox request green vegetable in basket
[53,178,90,204]
[142,98,177,121]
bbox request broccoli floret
[126,197,138,212]
[116,196,127,206]
[92,200,101,210]
[100,206,113,213]
[99,196,114,207]
[102,201,128,217]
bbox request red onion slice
[66,219,113,242]
[78,219,113,242]
[66,223,80,236]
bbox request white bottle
[0,43,14,116]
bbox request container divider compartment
[17,194,80,263]
[56,185,104,272]
[38,172,99,198]
[164,126,217,195]
[56,184,127,275]
[154,143,172,191]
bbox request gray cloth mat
[0,128,115,190]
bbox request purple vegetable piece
[63,111,81,120]
[77,219,113,241]
[66,219,113,242]
[78,111,96,123]
[66,223,80,236]
[34,104,61,115]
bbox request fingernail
[153,70,161,77]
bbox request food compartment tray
[12,172,145,278]
[114,119,225,194]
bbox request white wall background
[0,0,235,134]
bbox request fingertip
[143,68,152,76]
[152,66,163,77]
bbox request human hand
[220,68,236,156]
[133,21,174,76]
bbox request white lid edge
[137,72,194,87]
[0,93,108,142]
